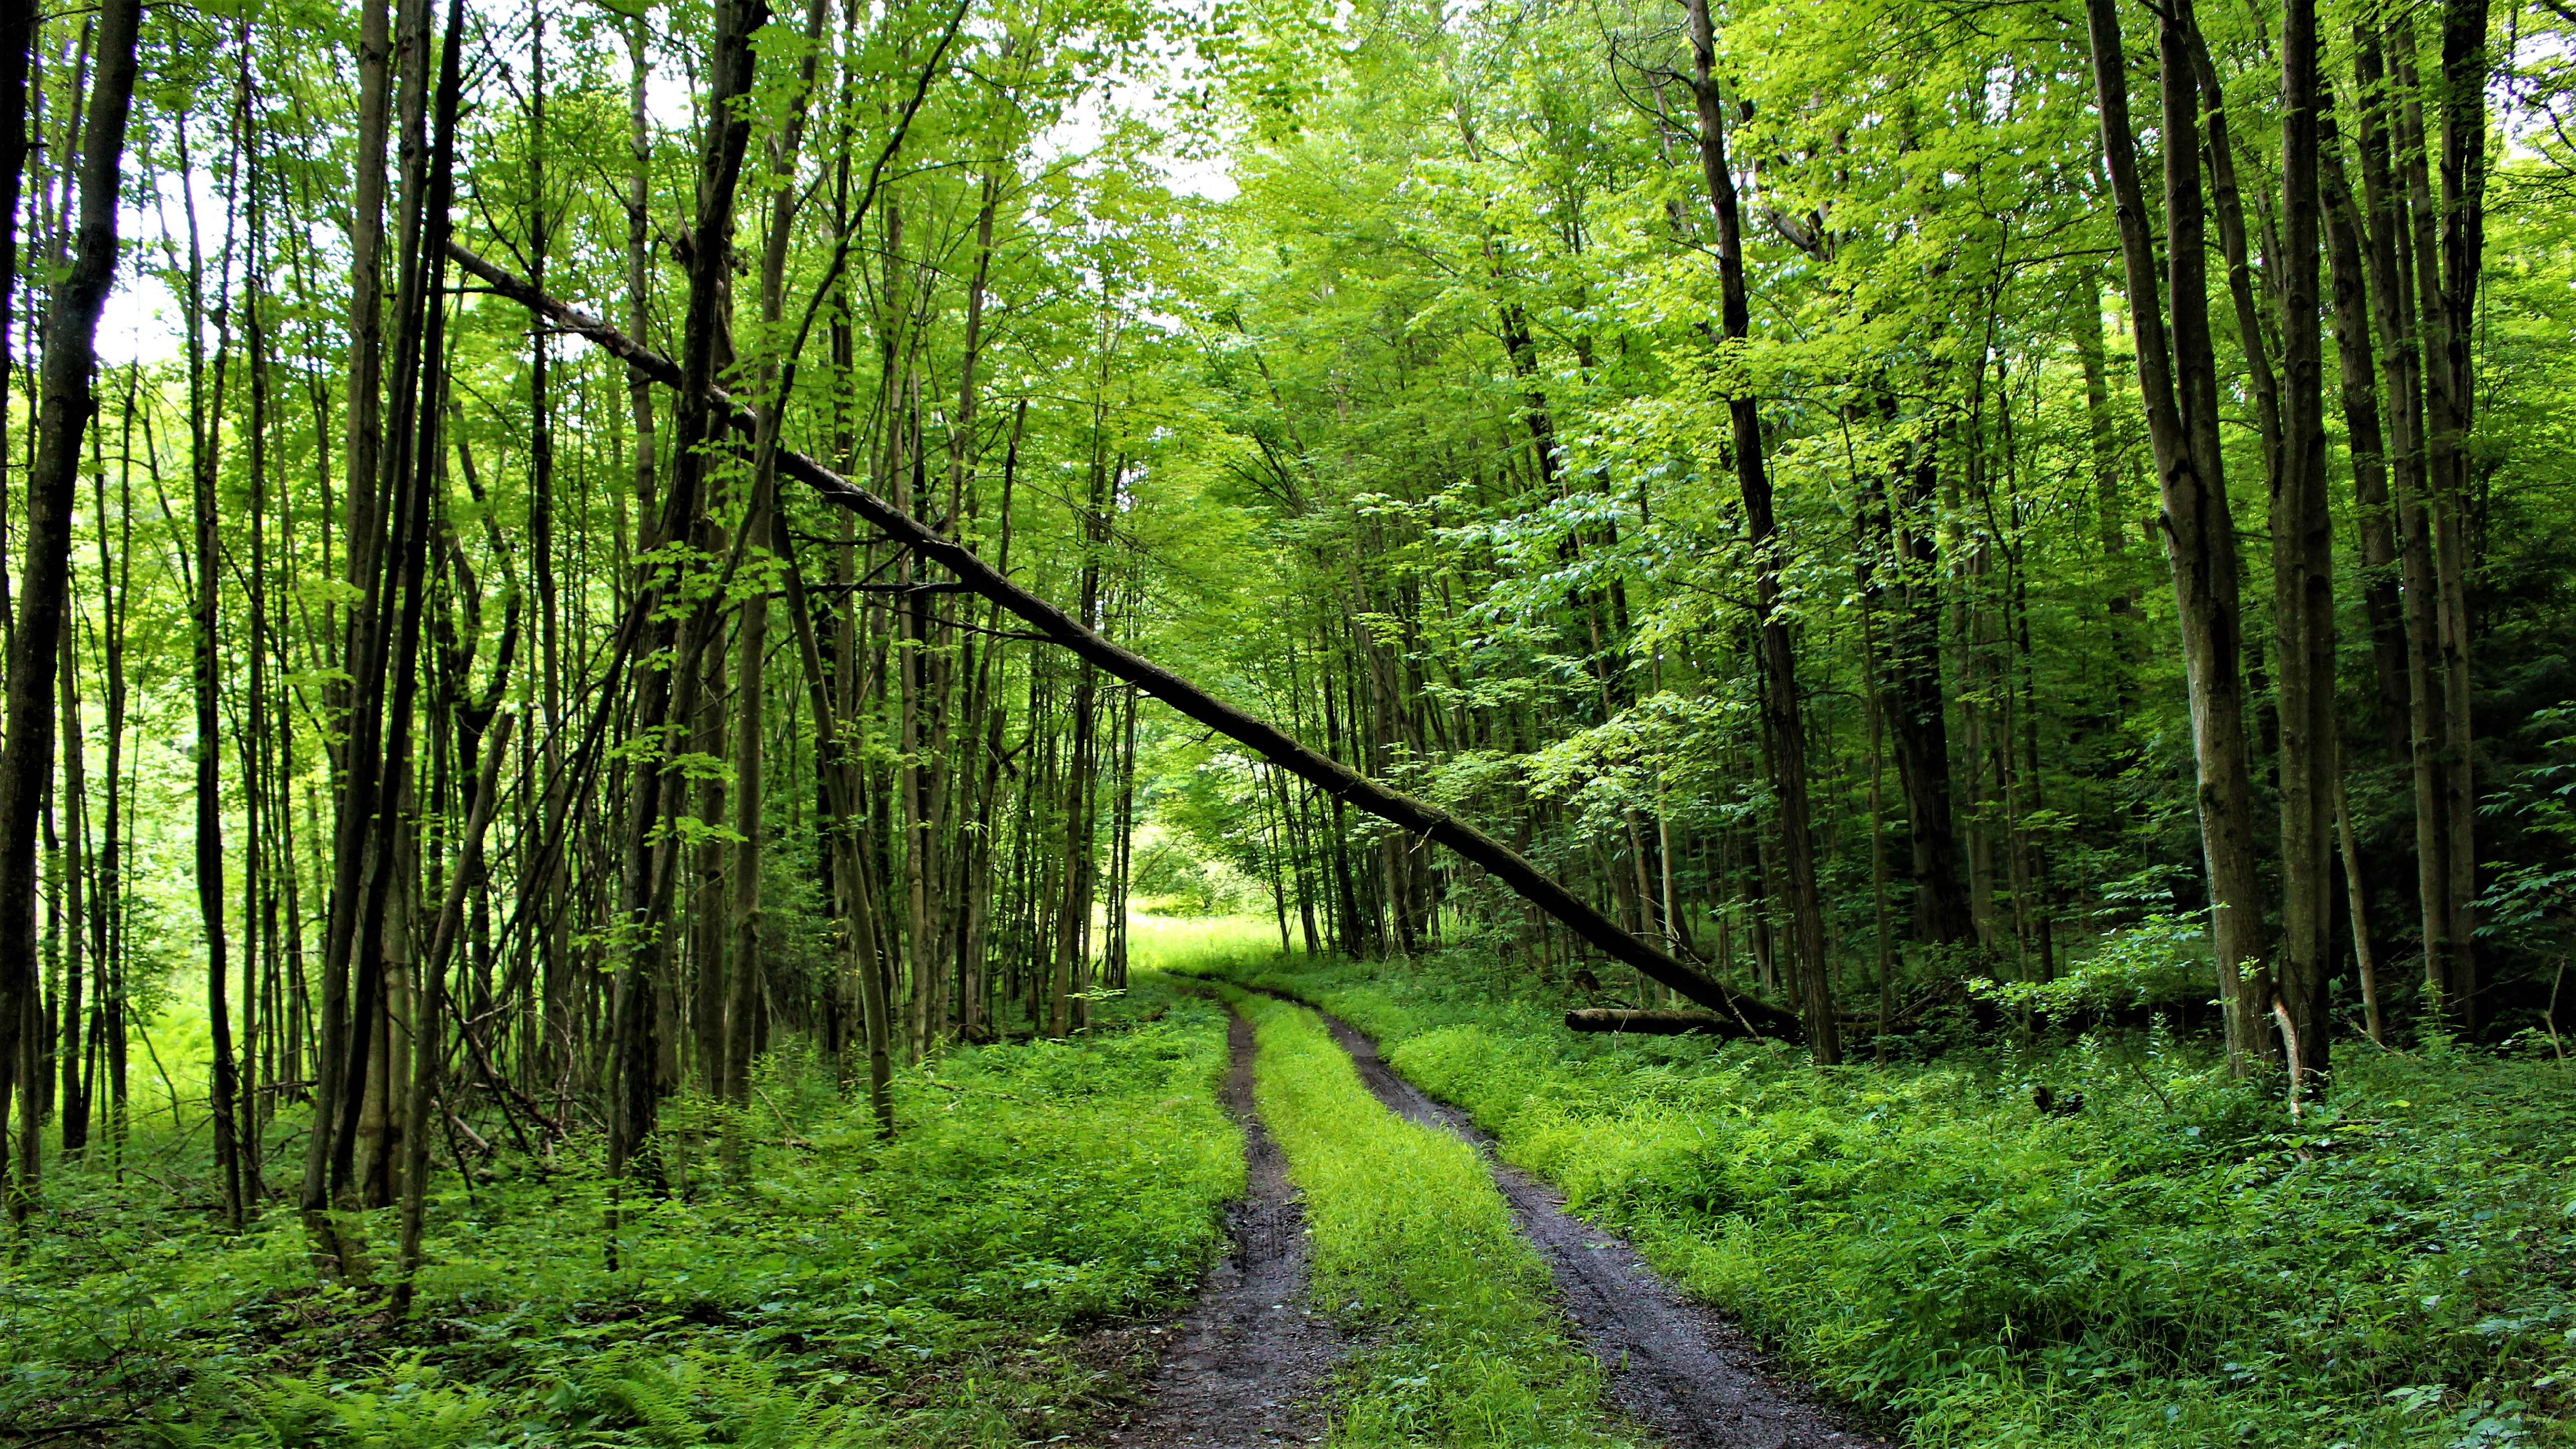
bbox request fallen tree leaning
[447,240,1802,1039]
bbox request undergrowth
[0,976,1239,1447]
[1184,949,2576,1449]
[1218,984,1640,1448]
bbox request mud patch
[1110,1009,1343,1446]
[1306,1001,1896,1449]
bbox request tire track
[1113,1007,1343,1446]
[1296,996,1894,1449]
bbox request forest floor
[8,926,2574,1447]
[0,975,1251,1447]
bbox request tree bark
[2352,22,2453,1033]
[57,617,87,1155]
[2274,0,2339,1086]
[2432,0,2485,1025]
[1877,444,1972,947]
[2084,0,2269,1067]
[0,0,142,1220]
[2320,106,2409,766]
[1682,0,1837,1060]
[2387,25,2470,1026]
[395,714,509,1311]
[611,0,765,1191]
[302,0,407,1265]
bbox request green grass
[1193,949,2576,1449]
[1,974,1242,1447]
[1128,909,1284,973]
[1214,981,1640,1447]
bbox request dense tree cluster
[0,0,2569,1279]
[1161,0,2576,1077]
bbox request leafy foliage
[0,983,1239,1447]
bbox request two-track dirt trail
[1113,1009,1344,1446]
[1306,1003,1892,1448]
[1308,985,1896,1443]
[1117,991,1890,1447]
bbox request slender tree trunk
[2337,766,2385,1044]
[612,0,764,1193]
[2075,272,2140,637]
[2387,24,2468,1027]
[395,714,508,1311]
[2352,21,2451,1032]
[57,616,87,1155]
[96,394,134,1169]
[2085,0,2269,1067]
[1869,434,1972,949]
[1685,0,1836,1061]
[340,0,460,1224]
[301,0,398,1267]
[2432,0,2485,1026]
[0,0,33,571]
[0,0,142,1221]
[2321,107,2409,766]
[2274,0,2339,1088]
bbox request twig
[749,1082,815,1146]
[2123,1059,2176,1113]
[132,1017,187,1131]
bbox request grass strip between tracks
[1219,983,1639,1448]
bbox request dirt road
[1120,992,1891,1447]
[1308,1003,1893,1449]
[1112,1010,1343,1446]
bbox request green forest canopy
[0,0,2571,1317]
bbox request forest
[2,0,2574,1437]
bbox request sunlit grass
[1125,909,1285,974]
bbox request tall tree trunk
[611,0,764,1193]
[2320,107,2409,766]
[2084,0,2269,1067]
[338,0,460,1222]
[1867,423,1971,949]
[300,0,398,1266]
[0,0,141,1220]
[2352,20,2452,1033]
[2387,23,2469,1027]
[2274,0,2339,1088]
[1685,0,1837,1061]
[722,0,827,1117]
[57,616,87,1155]
[95,392,134,1167]
[2432,0,2485,1026]
[0,0,34,727]
[2075,272,2140,636]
